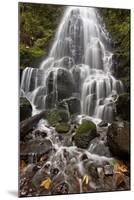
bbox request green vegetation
[55,122,70,133]
[20,97,31,107]
[101,8,130,92]
[19,3,64,67]
[47,109,69,126]
[74,120,97,149]
[76,120,96,135]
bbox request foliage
[40,177,52,189]
[100,8,130,92]
[20,97,31,106]
[19,3,64,67]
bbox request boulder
[20,110,48,140]
[46,68,75,107]
[58,97,81,114]
[20,97,32,121]
[55,123,70,133]
[107,121,130,159]
[98,120,108,127]
[116,93,130,121]
[47,109,69,127]
[74,120,97,149]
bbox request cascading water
[20,6,123,122]
[20,7,126,195]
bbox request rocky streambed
[19,108,130,197]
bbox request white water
[20,6,123,122]
[20,7,124,193]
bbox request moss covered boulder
[74,120,97,149]
[116,93,130,121]
[20,97,32,121]
[47,109,69,127]
[55,122,70,133]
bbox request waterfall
[20,6,123,122]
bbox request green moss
[20,97,31,107]
[76,120,96,135]
[74,120,97,149]
[19,3,64,67]
[55,122,70,133]
[47,109,69,127]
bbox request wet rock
[20,139,52,163]
[116,93,130,121]
[74,119,97,149]
[47,109,69,127]
[34,130,47,138]
[81,153,88,161]
[20,97,32,121]
[52,182,69,194]
[55,122,70,133]
[58,97,81,114]
[107,121,130,159]
[104,165,114,176]
[20,164,38,178]
[50,168,59,177]
[89,139,111,157]
[97,167,104,179]
[98,120,108,127]
[20,110,48,140]
[46,68,75,106]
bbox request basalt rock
[20,97,32,121]
[116,93,130,121]
[58,97,81,114]
[107,121,130,159]
[20,110,48,140]
[74,119,97,149]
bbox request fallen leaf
[112,160,128,173]
[20,160,27,172]
[83,175,89,185]
[40,177,52,189]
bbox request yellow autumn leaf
[20,160,27,172]
[83,175,89,184]
[40,177,52,189]
[114,163,128,173]
[111,160,128,173]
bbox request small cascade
[20,6,123,122]
[20,6,130,196]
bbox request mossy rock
[116,93,130,121]
[47,109,69,127]
[55,122,70,133]
[74,120,97,149]
[20,97,32,121]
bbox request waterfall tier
[20,6,123,122]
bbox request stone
[104,165,114,176]
[74,119,97,149]
[55,123,70,133]
[58,97,81,114]
[20,97,32,121]
[116,93,130,121]
[47,109,69,127]
[107,121,130,159]
[98,120,108,127]
[20,139,52,163]
[20,110,48,140]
